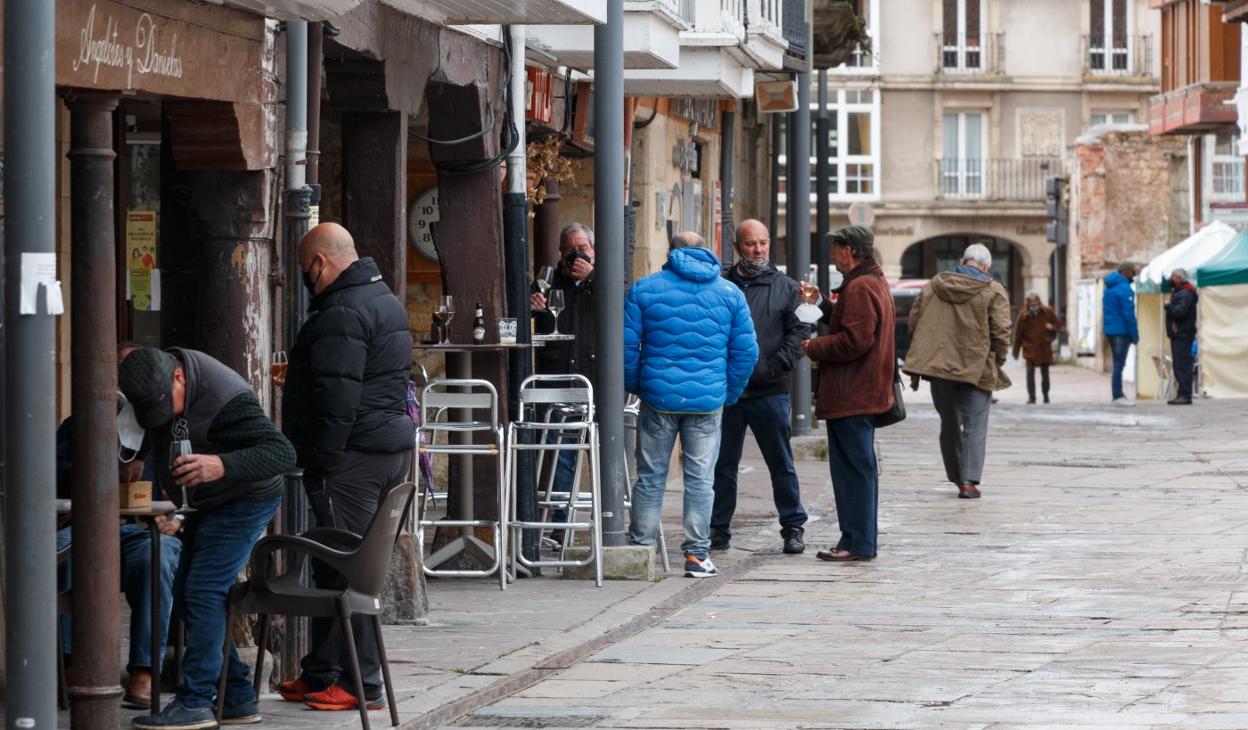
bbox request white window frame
[831,0,880,75]
[942,111,987,199]
[1089,0,1134,76]
[1090,110,1134,128]
[942,0,986,73]
[811,87,882,203]
[1206,132,1246,204]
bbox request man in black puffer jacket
[280,222,414,712]
[710,219,811,555]
[1164,268,1199,406]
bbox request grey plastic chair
[215,482,416,730]
[416,379,508,591]
[506,374,604,586]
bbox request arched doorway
[900,235,1027,305]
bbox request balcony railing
[653,0,696,24]
[782,0,807,58]
[721,0,745,37]
[1082,34,1154,77]
[934,32,1004,76]
[934,158,1066,201]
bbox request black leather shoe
[781,527,805,554]
[709,530,731,551]
[1167,397,1192,405]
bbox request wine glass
[271,351,288,387]
[435,295,455,345]
[535,266,555,297]
[170,439,196,513]
[547,289,566,336]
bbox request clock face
[408,187,440,262]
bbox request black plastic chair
[215,482,416,729]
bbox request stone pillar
[343,111,407,298]
[65,90,122,730]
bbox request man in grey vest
[121,347,295,730]
[278,223,414,712]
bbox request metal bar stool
[623,395,671,573]
[416,379,508,590]
[506,374,604,586]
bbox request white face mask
[117,391,146,460]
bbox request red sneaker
[303,684,385,711]
[276,677,313,703]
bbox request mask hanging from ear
[117,391,146,460]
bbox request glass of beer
[271,351,288,387]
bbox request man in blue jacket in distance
[624,231,758,578]
[1102,261,1139,406]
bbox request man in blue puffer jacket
[624,231,758,578]
[1102,261,1139,405]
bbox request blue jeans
[825,415,878,557]
[57,524,181,672]
[628,402,722,560]
[711,394,807,538]
[175,497,279,709]
[1108,334,1133,400]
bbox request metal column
[4,0,59,727]
[504,25,538,563]
[594,0,627,545]
[789,68,813,437]
[280,18,313,683]
[66,92,123,730]
[815,70,831,302]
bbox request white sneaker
[683,554,718,578]
[1113,397,1136,407]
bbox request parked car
[891,279,928,361]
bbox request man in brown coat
[1012,292,1061,404]
[801,225,895,561]
[903,243,1012,499]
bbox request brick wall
[1072,128,1189,276]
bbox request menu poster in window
[127,211,158,310]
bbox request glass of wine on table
[547,289,566,336]
[435,295,455,345]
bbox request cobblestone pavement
[452,362,1248,729]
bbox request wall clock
[407,186,440,262]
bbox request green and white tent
[1196,231,1248,399]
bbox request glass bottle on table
[472,302,486,344]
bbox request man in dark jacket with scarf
[711,219,809,554]
[120,347,296,729]
[279,222,415,712]
[1165,268,1198,405]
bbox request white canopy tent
[1135,221,1238,399]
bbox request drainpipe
[280,18,313,683]
[504,25,538,564]
[4,0,59,727]
[67,91,123,730]
[306,21,324,200]
[769,116,782,246]
[719,104,735,261]
[815,69,830,316]
[595,0,627,546]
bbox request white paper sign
[19,253,60,316]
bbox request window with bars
[941,111,986,198]
[1089,0,1129,73]
[941,0,983,70]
